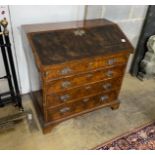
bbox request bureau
[22,19,133,134]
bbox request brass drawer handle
[103,83,112,90]
[106,70,113,77]
[100,95,109,102]
[83,98,89,102]
[59,107,70,113]
[107,58,116,65]
[59,67,72,75]
[61,81,71,89]
[60,94,70,102]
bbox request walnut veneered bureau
[21,19,133,134]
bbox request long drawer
[45,65,125,93]
[46,90,118,122]
[46,77,122,107]
[43,53,128,80]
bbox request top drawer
[43,53,129,81]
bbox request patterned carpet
[96,122,155,150]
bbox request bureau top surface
[26,19,133,67]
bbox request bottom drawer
[46,90,118,122]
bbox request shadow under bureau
[21,19,133,134]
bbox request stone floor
[0,74,155,150]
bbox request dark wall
[130,5,155,76]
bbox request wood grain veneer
[22,19,133,134]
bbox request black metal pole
[3,34,23,109]
[0,18,23,110]
[0,26,15,103]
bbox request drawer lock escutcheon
[88,62,93,68]
[86,73,93,78]
[83,98,89,103]
[61,81,71,89]
[60,107,71,113]
[60,94,70,102]
[85,85,92,90]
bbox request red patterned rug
[96,121,155,150]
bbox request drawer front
[46,65,125,93]
[46,90,118,122]
[46,77,122,107]
[44,54,128,80]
